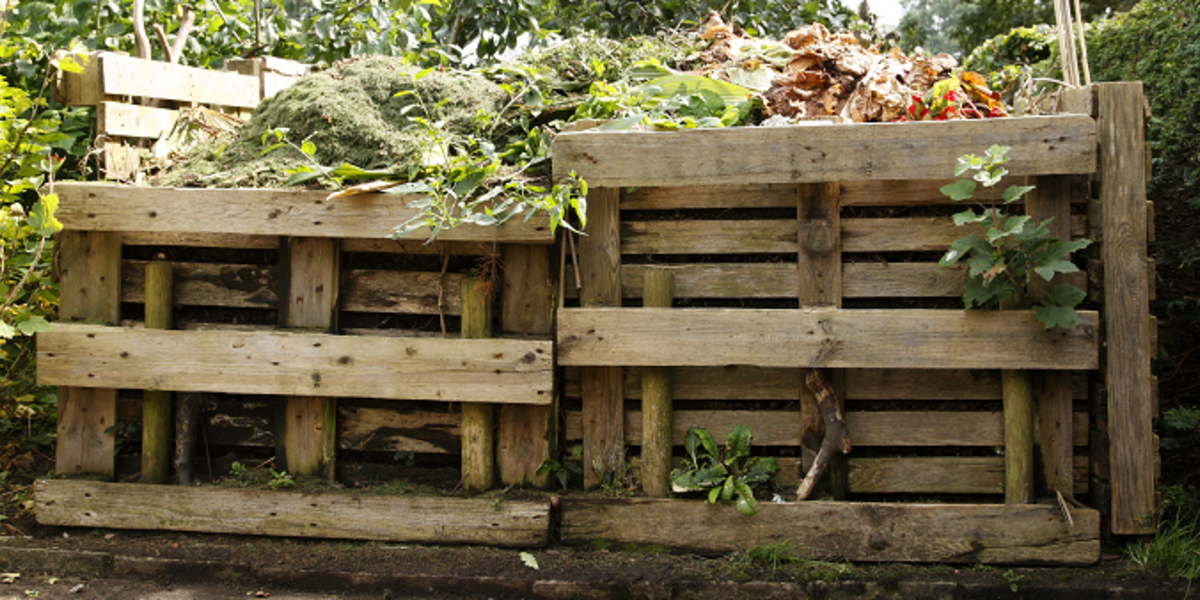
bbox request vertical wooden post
[1027,175,1079,498]
[1002,352,1035,505]
[797,182,846,499]
[278,237,338,480]
[641,268,674,498]
[461,275,495,494]
[1095,82,1155,535]
[141,262,173,484]
[498,244,556,487]
[55,230,122,477]
[577,188,624,489]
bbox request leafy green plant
[536,444,583,490]
[268,468,295,490]
[670,424,778,516]
[938,144,1091,329]
[1001,569,1026,593]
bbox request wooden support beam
[141,262,173,484]
[38,324,553,403]
[1095,83,1155,535]
[1027,175,1080,500]
[560,498,1099,565]
[558,308,1100,370]
[640,268,673,498]
[279,237,338,480]
[35,479,549,547]
[553,115,1097,187]
[575,187,624,489]
[461,275,495,494]
[55,230,122,477]
[54,183,553,244]
[498,244,556,487]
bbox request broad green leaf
[300,140,317,157]
[725,66,776,92]
[414,66,436,81]
[708,486,721,504]
[1048,283,1087,308]
[1033,302,1083,330]
[696,427,719,461]
[639,75,753,109]
[29,194,62,236]
[940,179,976,202]
[15,316,50,336]
[0,322,14,339]
[1001,184,1036,203]
[683,427,701,463]
[1033,259,1080,281]
[54,56,85,74]
[726,424,752,462]
[952,208,986,226]
[735,482,758,516]
[987,215,1031,243]
[720,475,736,503]
[940,234,979,266]
[597,114,646,131]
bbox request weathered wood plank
[557,308,1099,370]
[122,231,279,249]
[341,270,464,315]
[564,410,1088,447]
[560,497,1099,564]
[460,275,495,493]
[1096,83,1155,535]
[338,406,459,454]
[98,101,177,139]
[577,187,624,489]
[498,244,557,487]
[849,456,1089,495]
[553,115,1097,187]
[38,324,554,404]
[35,479,549,547]
[279,237,338,479]
[621,184,798,210]
[55,183,552,243]
[123,260,278,309]
[55,231,122,477]
[563,367,1086,401]
[101,53,260,107]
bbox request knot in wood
[801,218,834,254]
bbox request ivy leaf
[1048,283,1087,308]
[16,316,50,336]
[1033,302,1084,330]
[1033,259,1080,281]
[951,209,987,226]
[940,234,978,266]
[940,179,976,202]
[987,215,1031,243]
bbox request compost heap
[151,15,1006,189]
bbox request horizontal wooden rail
[562,410,1087,447]
[36,479,549,547]
[566,263,1087,300]
[54,183,553,244]
[553,115,1096,187]
[560,498,1099,564]
[562,367,1087,401]
[38,324,552,404]
[620,178,1088,210]
[59,53,260,108]
[558,308,1099,370]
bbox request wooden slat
[122,260,278,308]
[621,219,796,255]
[101,53,260,107]
[55,183,553,243]
[341,270,464,315]
[553,115,1097,187]
[338,406,459,454]
[621,184,798,210]
[122,231,278,249]
[1096,83,1155,535]
[563,410,1088,447]
[340,238,486,255]
[54,231,122,477]
[38,324,554,405]
[98,101,177,139]
[621,217,1085,255]
[557,308,1099,370]
[563,367,1086,401]
[498,244,557,487]
[560,498,1099,564]
[36,479,549,547]
[577,187,624,489]
[850,456,1089,495]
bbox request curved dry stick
[796,369,851,501]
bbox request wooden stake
[461,275,495,494]
[141,262,173,484]
[640,268,674,497]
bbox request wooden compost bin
[36,54,557,546]
[552,82,1154,564]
